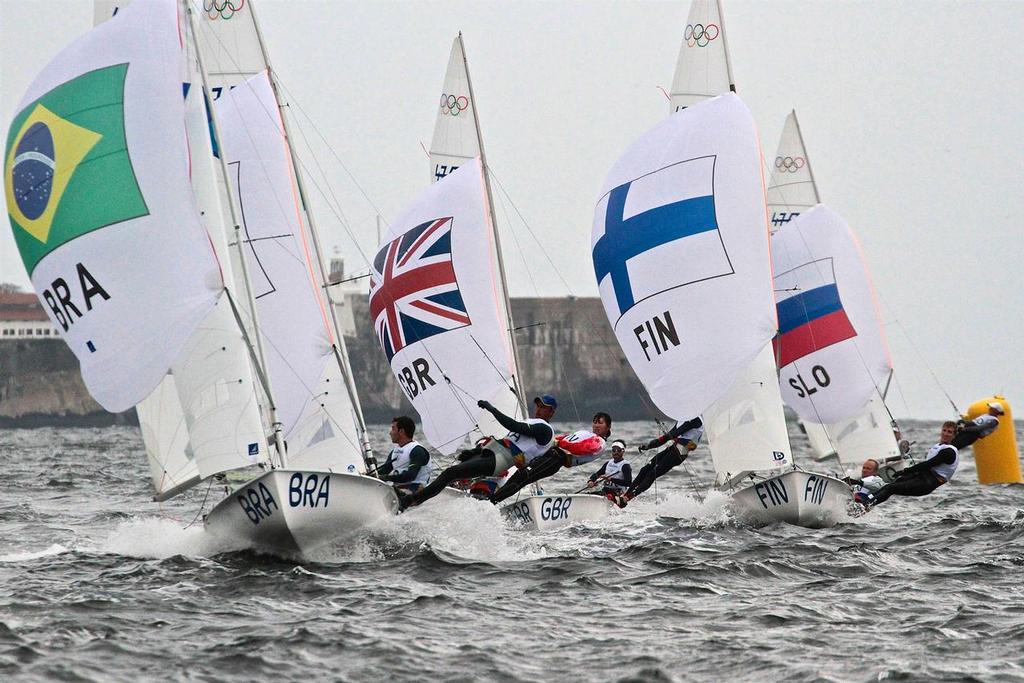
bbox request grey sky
[1,1,1021,420]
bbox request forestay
[591,94,776,421]
[771,204,892,424]
[429,35,481,184]
[215,72,364,472]
[369,160,519,453]
[4,0,222,412]
[668,0,734,112]
[766,110,819,233]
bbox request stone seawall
[0,297,659,427]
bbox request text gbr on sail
[396,357,436,399]
[634,310,680,361]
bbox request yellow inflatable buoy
[964,396,1022,485]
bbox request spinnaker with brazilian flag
[3,0,224,413]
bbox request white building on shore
[0,292,57,339]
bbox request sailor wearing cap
[489,409,612,504]
[397,394,558,511]
[952,401,1005,450]
[586,440,632,496]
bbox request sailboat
[7,0,397,556]
[656,0,852,528]
[766,112,905,479]
[368,34,612,531]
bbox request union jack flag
[369,217,471,361]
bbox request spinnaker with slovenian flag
[771,204,893,425]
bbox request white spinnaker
[113,2,268,492]
[429,35,480,184]
[215,72,363,472]
[669,0,733,113]
[766,110,819,232]
[592,94,776,421]
[772,204,892,424]
[6,0,221,412]
[370,159,518,454]
[705,342,792,481]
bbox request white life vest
[386,440,431,487]
[926,442,959,482]
[673,423,704,446]
[855,475,885,496]
[601,458,629,491]
[506,418,555,465]
[971,414,1000,437]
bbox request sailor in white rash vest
[867,421,959,507]
[397,394,556,511]
[376,416,432,494]
[586,440,632,496]
[489,408,611,504]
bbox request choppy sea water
[2,419,1024,682]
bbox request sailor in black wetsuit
[398,395,556,511]
[614,417,703,508]
[952,402,1004,450]
[489,408,612,504]
[868,421,959,507]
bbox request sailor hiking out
[585,440,632,497]
[865,421,959,507]
[842,458,886,505]
[489,408,612,504]
[614,417,703,508]
[377,416,432,494]
[397,394,557,511]
[952,402,1004,450]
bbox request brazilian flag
[5,63,148,275]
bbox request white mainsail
[5,0,222,413]
[214,72,364,472]
[664,2,790,476]
[592,93,776,421]
[772,204,893,425]
[669,0,734,112]
[766,110,819,232]
[369,159,520,453]
[429,35,481,184]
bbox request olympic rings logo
[204,0,245,20]
[775,156,806,173]
[440,93,470,116]
[685,23,720,47]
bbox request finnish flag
[592,155,734,324]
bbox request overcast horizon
[2,1,1021,421]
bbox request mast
[183,0,288,467]
[245,0,376,469]
[459,32,528,415]
[716,0,737,93]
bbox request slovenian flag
[773,265,857,367]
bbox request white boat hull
[729,470,851,529]
[501,494,612,530]
[204,470,398,555]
